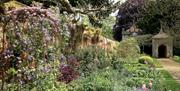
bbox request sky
[111,0,127,16]
[114,0,127,3]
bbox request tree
[113,0,180,41]
[136,0,180,34]
[58,0,119,27]
[113,0,145,41]
[69,0,111,7]
[8,0,120,27]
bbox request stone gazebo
[152,30,173,58]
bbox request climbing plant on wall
[0,7,60,88]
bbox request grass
[173,56,180,63]
[159,70,180,91]
[153,58,180,91]
[152,58,163,68]
[136,56,180,90]
[175,60,180,63]
[137,55,163,68]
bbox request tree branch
[56,0,121,15]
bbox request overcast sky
[114,0,126,3]
[111,0,126,16]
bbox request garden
[0,0,180,91]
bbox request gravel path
[158,58,180,83]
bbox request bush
[68,68,131,91]
[117,38,140,58]
[75,46,111,76]
[138,56,154,65]
[101,16,115,39]
[3,60,68,91]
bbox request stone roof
[152,30,171,39]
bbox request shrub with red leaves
[58,64,79,83]
[58,55,79,83]
[67,55,79,68]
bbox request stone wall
[152,38,173,58]
[174,35,180,48]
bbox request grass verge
[159,70,180,91]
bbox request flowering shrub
[8,7,59,32]
[4,7,60,54]
[2,59,68,91]
[0,7,61,89]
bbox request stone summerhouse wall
[152,37,173,58]
[174,35,180,48]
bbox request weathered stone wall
[174,35,180,48]
[152,37,173,58]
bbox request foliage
[75,46,111,76]
[135,34,152,46]
[0,7,61,90]
[151,58,163,68]
[69,0,112,7]
[16,0,33,6]
[154,70,180,91]
[137,0,180,34]
[1,1,179,90]
[123,69,169,91]
[123,57,163,90]
[138,56,154,65]
[69,0,114,27]
[68,68,132,91]
[114,0,180,41]
[1,7,60,62]
[117,38,140,58]
[113,0,145,41]
[2,60,68,91]
[173,56,180,63]
[58,55,80,83]
[101,16,115,39]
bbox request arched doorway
[158,45,167,58]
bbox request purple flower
[42,66,50,73]
[19,80,25,85]
[45,35,51,41]
[60,64,68,69]
[59,54,66,62]
[27,55,33,62]
[15,32,21,37]
[27,75,33,80]
[22,40,28,45]
[27,47,33,52]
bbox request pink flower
[142,84,146,91]
[149,80,153,90]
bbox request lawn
[158,70,180,91]
[173,56,180,63]
[152,58,180,91]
